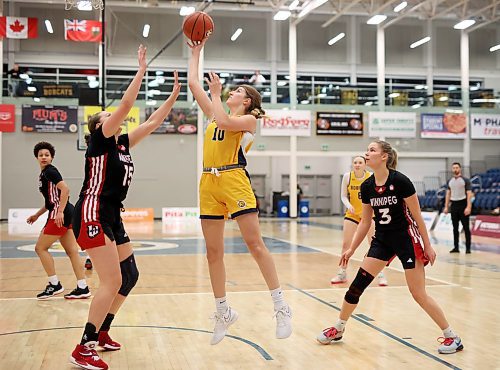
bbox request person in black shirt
[69,45,181,370]
[27,142,90,300]
[317,140,464,355]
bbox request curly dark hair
[33,141,55,158]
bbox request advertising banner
[146,107,198,134]
[0,104,15,132]
[162,207,199,222]
[470,114,500,139]
[121,208,154,223]
[260,109,311,136]
[316,112,363,135]
[471,216,500,238]
[421,113,466,139]
[368,112,416,138]
[21,105,78,133]
[83,106,140,134]
[8,208,45,235]
[18,83,78,98]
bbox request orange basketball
[182,11,214,43]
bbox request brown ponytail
[241,84,265,119]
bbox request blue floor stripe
[289,284,462,370]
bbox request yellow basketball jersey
[203,120,254,168]
[347,170,372,216]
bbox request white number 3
[379,208,391,224]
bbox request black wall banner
[316,111,363,135]
[22,105,78,133]
[18,83,79,98]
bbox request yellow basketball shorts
[200,169,258,219]
[344,211,361,224]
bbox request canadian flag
[0,16,38,39]
[64,19,102,42]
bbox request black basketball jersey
[79,126,134,205]
[39,164,63,219]
[361,170,417,232]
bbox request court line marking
[0,284,456,301]
[268,235,459,287]
[0,325,273,361]
[289,284,462,370]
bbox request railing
[3,67,499,109]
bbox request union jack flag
[65,19,87,32]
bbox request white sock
[339,268,346,274]
[77,279,87,289]
[48,275,59,285]
[270,287,285,310]
[443,326,456,338]
[215,296,228,315]
[335,319,347,331]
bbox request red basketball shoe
[98,331,121,351]
[69,341,108,370]
[316,326,344,344]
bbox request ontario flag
[64,19,102,42]
[0,16,38,39]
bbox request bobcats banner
[260,109,311,136]
[22,105,78,133]
[83,106,140,134]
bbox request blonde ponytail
[374,140,398,170]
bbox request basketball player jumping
[188,38,292,345]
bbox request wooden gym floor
[0,217,498,369]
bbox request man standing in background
[444,162,473,254]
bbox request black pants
[450,199,471,251]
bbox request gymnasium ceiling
[5,0,500,30]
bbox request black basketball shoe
[37,282,64,299]
[64,286,91,299]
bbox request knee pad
[344,268,374,304]
[119,254,139,296]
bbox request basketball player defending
[317,140,463,354]
[331,156,388,286]
[69,45,181,370]
[188,39,292,345]
[28,142,90,300]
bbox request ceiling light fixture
[328,32,345,46]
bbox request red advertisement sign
[0,104,15,132]
[471,215,500,238]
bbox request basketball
[182,11,214,43]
